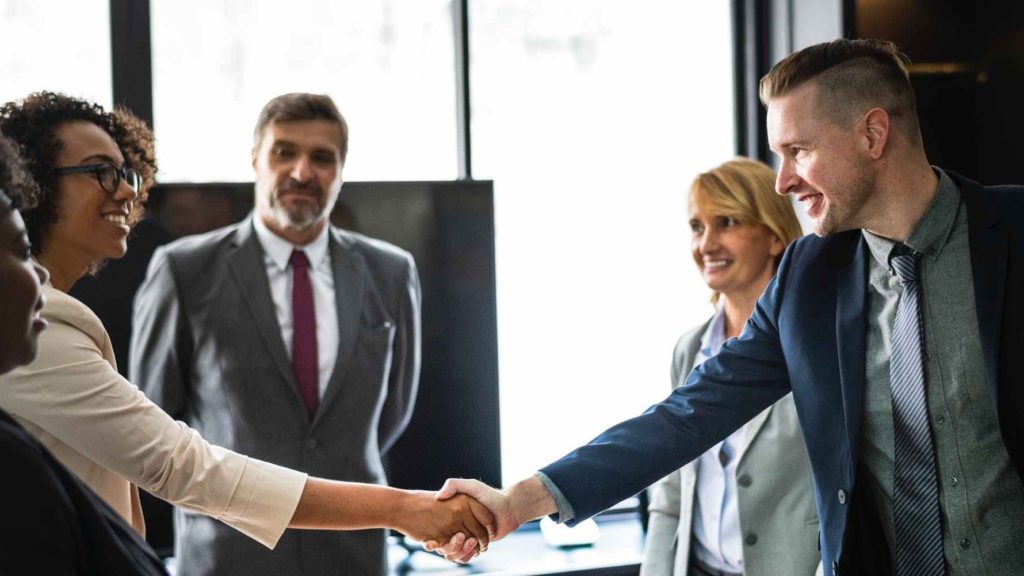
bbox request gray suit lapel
[313,228,367,425]
[226,219,300,400]
[738,405,774,463]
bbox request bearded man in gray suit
[131,93,421,576]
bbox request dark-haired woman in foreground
[0,133,168,575]
[0,92,489,562]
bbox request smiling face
[253,119,343,244]
[767,82,876,236]
[0,207,49,374]
[44,121,139,267]
[689,196,783,305]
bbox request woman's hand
[393,490,495,557]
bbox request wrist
[506,475,556,524]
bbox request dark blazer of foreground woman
[540,173,1024,575]
[0,409,167,576]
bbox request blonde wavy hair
[689,157,803,304]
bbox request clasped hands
[415,475,554,564]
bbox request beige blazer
[0,284,307,548]
[641,320,821,576]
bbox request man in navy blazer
[432,39,1024,574]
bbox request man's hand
[392,490,495,555]
[423,476,557,563]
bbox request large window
[470,1,737,484]
[0,0,112,107]
[151,0,458,182]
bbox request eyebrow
[79,153,124,166]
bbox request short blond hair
[759,38,921,145]
[690,157,802,303]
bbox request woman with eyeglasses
[0,92,490,559]
[0,133,168,575]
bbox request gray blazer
[641,319,819,576]
[130,217,421,576]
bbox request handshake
[397,475,557,564]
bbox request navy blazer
[540,173,1024,575]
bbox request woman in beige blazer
[641,158,819,576]
[0,92,490,556]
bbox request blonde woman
[642,158,819,576]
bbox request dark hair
[253,93,349,163]
[0,132,40,216]
[759,39,921,144]
[0,92,157,254]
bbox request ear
[251,147,258,170]
[862,108,890,160]
[769,234,785,257]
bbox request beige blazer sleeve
[0,286,307,549]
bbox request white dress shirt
[691,305,746,573]
[252,217,339,400]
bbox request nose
[775,157,798,196]
[33,261,49,286]
[290,155,314,183]
[699,226,720,254]
[113,175,139,204]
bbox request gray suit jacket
[130,217,421,576]
[642,319,819,576]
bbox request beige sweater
[0,284,307,548]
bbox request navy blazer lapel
[835,235,869,456]
[226,219,299,395]
[313,228,367,425]
[960,176,1007,408]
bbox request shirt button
[737,474,752,488]
[936,414,946,425]
[744,533,758,546]
[305,437,319,450]
[951,476,959,486]
[960,538,971,549]
[838,489,847,504]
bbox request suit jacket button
[737,474,752,488]
[305,437,319,450]
[744,533,758,546]
[838,489,847,504]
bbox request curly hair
[0,132,40,215]
[0,92,157,255]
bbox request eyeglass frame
[51,163,142,195]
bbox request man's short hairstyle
[253,93,349,163]
[0,92,156,254]
[759,39,921,145]
[0,132,40,216]
[690,157,803,303]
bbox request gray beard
[269,200,321,232]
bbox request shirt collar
[252,215,331,272]
[862,167,961,269]
[699,303,728,358]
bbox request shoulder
[156,221,243,262]
[0,415,65,496]
[40,285,107,348]
[333,227,415,274]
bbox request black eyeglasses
[52,163,141,195]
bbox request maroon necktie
[290,250,319,419]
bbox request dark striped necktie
[889,246,945,576]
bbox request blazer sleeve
[3,290,307,550]
[642,326,703,576]
[130,247,190,419]
[377,252,422,453]
[539,253,795,524]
